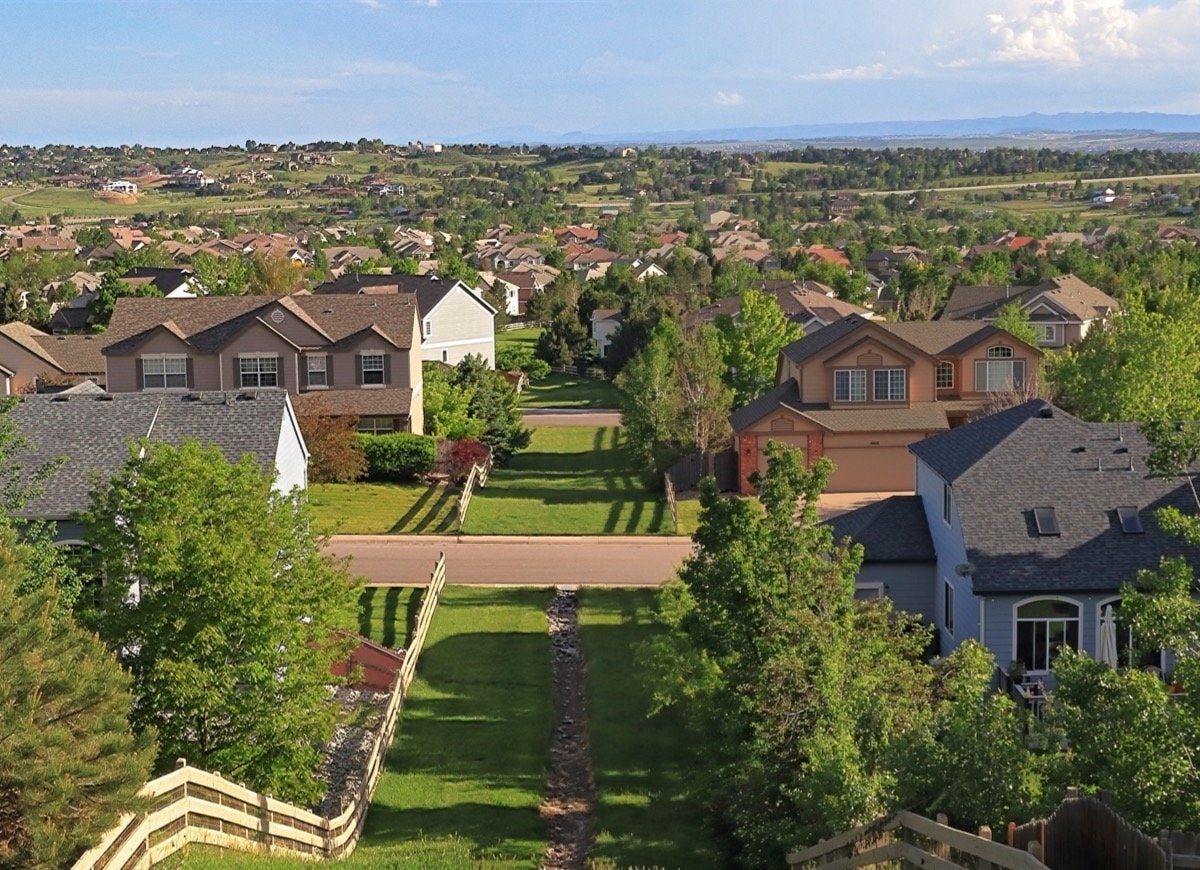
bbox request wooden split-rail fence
[71,554,449,870]
[455,448,494,531]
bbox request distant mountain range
[474,112,1200,148]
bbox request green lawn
[519,372,622,409]
[463,426,673,535]
[309,482,457,534]
[495,327,540,354]
[580,589,718,869]
[173,587,555,869]
[356,586,423,649]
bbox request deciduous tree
[716,287,802,406]
[84,441,358,805]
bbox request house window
[944,579,955,636]
[357,416,395,435]
[306,354,327,388]
[942,482,952,525]
[361,353,385,386]
[239,356,278,388]
[1015,598,1080,673]
[834,369,866,402]
[936,361,954,390]
[1101,599,1163,670]
[974,346,1025,392]
[854,582,885,601]
[873,368,906,401]
[1034,324,1057,344]
[142,355,187,389]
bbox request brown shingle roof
[30,334,106,374]
[291,388,412,418]
[103,295,417,356]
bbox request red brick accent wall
[806,431,825,464]
[738,433,758,494]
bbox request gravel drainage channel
[540,587,596,870]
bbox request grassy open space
[173,587,555,870]
[310,482,457,534]
[495,327,541,354]
[519,371,622,409]
[580,589,718,869]
[463,426,673,535]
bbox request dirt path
[540,588,595,870]
[521,409,621,427]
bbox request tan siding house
[732,315,1043,494]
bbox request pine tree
[0,538,154,869]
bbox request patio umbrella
[1098,604,1119,668]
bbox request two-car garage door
[822,445,915,492]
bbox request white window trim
[935,360,954,390]
[833,368,866,403]
[855,581,885,600]
[306,353,328,390]
[1034,323,1058,344]
[423,319,432,338]
[141,353,189,391]
[360,349,386,389]
[238,353,281,389]
[1012,595,1082,675]
[944,578,955,637]
[873,368,906,402]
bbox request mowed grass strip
[519,372,622,409]
[580,589,718,870]
[309,482,457,534]
[462,426,673,535]
[173,587,555,869]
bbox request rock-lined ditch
[312,685,391,818]
[541,587,596,870]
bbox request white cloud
[987,0,1142,66]
[339,60,464,83]
[355,0,386,9]
[414,0,439,6]
[795,63,913,82]
[712,90,743,106]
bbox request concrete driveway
[326,534,693,587]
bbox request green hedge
[354,433,437,481]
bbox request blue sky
[4,0,1200,145]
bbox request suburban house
[0,322,107,392]
[101,294,424,435]
[591,309,622,359]
[830,400,1200,688]
[311,273,497,366]
[731,314,1043,493]
[682,281,870,336]
[120,266,200,298]
[938,274,1120,348]
[6,389,308,543]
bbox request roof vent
[1038,406,1054,418]
[50,395,68,402]
[97,394,114,401]
[1072,446,1086,454]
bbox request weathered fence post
[934,814,951,859]
[977,825,993,870]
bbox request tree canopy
[83,441,358,805]
[716,287,802,406]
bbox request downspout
[979,596,985,645]
[218,352,224,391]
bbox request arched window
[1014,597,1079,673]
[976,346,1024,392]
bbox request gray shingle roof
[910,400,1200,594]
[311,274,495,318]
[826,495,935,562]
[939,274,1119,323]
[8,391,292,520]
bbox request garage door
[823,446,915,492]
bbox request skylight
[1033,507,1060,536]
[1117,506,1144,534]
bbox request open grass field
[310,482,457,535]
[580,589,718,869]
[520,372,622,409]
[495,326,540,354]
[172,586,556,870]
[463,426,673,536]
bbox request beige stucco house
[0,322,107,393]
[938,273,1119,349]
[102,295,424,434]
[731,314,1043,493]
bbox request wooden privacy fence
[787,810,1049,870]
[455,448,494,531]
[72,554,449,870]
[1159,831,1200,869]
[1007,788,1171,870]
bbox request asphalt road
[326,534,693,587]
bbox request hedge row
[354,433,437,482]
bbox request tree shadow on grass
[405,487,457,534]
[388,484,440,533]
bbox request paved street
[326,534,694,587]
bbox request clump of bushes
[495,345,551,381]
[435,438,491,484]
[354,433,437,481]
